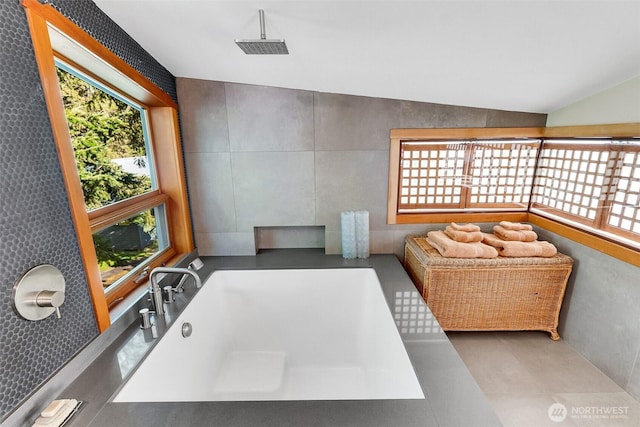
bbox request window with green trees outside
[56,63,169,291]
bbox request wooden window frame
[388,124,640,267]
[23,0,194,331]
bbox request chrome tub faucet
[149,265,203,315]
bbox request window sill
[389,211,528,224]
[528,213,640,267]
[109,284,149,323]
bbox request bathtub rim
[111,267,426,403]
[14,252,500,427]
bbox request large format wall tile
[399,100,487,129]
[627,354,640,400]
[325,230,397,257]
[315,150,390,231]
[314,93,488,152]
[314,93,404,151]
[561,249,640,386]
[369,230,397,254]
[178,78,547,259]
[195,232,256,256]
[231,151,316,231]
[536,228,640,396]
[177,79,229,153]
[324,231,342,255]
[486,109,548,127]
[184,152,235,233]
[226,83,314,152]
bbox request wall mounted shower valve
[12,264,66,321]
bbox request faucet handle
[35,290,65,319]
[139,308,152,329]
[163,285,175,303]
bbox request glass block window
[531,139,640,242]
[398,140,540,211]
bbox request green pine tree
[57,67,151,210]
[57,68,156,270]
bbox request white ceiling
[94,0,640,113]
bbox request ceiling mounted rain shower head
[235,9,289,55]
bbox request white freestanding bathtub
[113,268,424,402]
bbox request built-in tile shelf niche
[254,226,326,251]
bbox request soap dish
[32,399,84,427]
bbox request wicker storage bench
[404,235,573,340]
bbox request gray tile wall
[535,227,640,400]
[176,78,546,257]
[0,0,176,420]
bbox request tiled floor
[447,331,640,427]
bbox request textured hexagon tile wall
[45,0,177,103]
[0,0,176,419]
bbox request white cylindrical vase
[341,211,357,259]
[355,210,370,259]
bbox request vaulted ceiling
[95,0,640,113]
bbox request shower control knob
[36,290,65,318]
[12,264,66,321]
